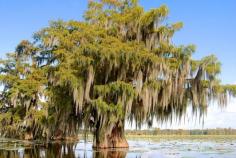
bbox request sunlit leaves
[0,0,235,143]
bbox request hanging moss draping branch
[0,0,235,148]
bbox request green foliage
[0,0,234,145]
[94,81,136,100]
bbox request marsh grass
[125,134,236,141]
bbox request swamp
[1,0,236,158]
[1,136,236,158]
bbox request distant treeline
[125,128,236,135]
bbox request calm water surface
[0,138,236,158]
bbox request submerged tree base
[24,132,33,140]
[93,122,129,149]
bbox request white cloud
[225,98,236,113]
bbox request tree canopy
[0,0,236,148]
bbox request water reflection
[1,139,236,158]
[0,142,127,158]
[93,149,127,158]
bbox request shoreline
[1,134,236,144]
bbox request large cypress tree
[0,0,236,148]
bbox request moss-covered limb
[45,85,81,140]
[94,81,136,100]
[223,84,236,96]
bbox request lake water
[0,138,236,158]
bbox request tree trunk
[93,121,128,149]
[24,131,33,140]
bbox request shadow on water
[0,142,127,158]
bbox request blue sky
[0,0,236,129]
